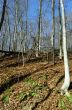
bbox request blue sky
[0,0,72,17]
[28,0,39,19]
[0,0,72,32]
[28,0,72,20]
[0,0,72,21]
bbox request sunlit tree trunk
[1,23,5,50]
[24,0,28,52]
[2,37,4,50]
[51,0,55,64]
[5,7,11,51]
[59,0,63,59]
[3,18,8,51]
[13,0,18,51]
[60,0,70,96]
[36,0,42,57]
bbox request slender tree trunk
[5,7,11,51]
[7,11,11,52]
[59,0,63,59]
[52,0,55,64]
[13,26,16,51]
[1,23,5,50]
[24,0,28,52]
[13,0,18,51]
[0,0,7,31]
[36,0,42,57]
[38,0,42,52]
[20,17,25,66]
[60,0,70,96]
[3,18,8,50]
[2,34,5,50]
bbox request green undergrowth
[58,94,72,110]
[2,94,9,104]
[1,76,47,104]
[24,77,38,87]
[1,88,12,104]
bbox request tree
[25,0,28,52]
[60,0,70,96]
[13,0,19,51]
[58,0,63,59]
[0,0,7,31]
[36,0,42,57]
[20,16,25,66]
[5,6,11,51]
[51,0,55,64]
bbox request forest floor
[0,53,72,110]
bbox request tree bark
[52,0,55,64]
[13,0,19,51]
[20,17,25,66]
[0,0,7,31]
[24,0,28,52]
[36,0,42,57]
[5,7,11,51]
[60,0,70,96]
[58,0,63,59]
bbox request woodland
[0,0,72,110]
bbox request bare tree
[51,0,55,64]
[60,0,70,96]
[1,24,5,50]
[36,0,42,57]
[59,0,63,59]
[0,0,7,31]
[13,0,19,51]
[24,0,28,52]
[5,6,11,51]
[20,17,25,66]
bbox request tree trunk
[13,0,18,51]
[0,0,7,31]
[60,0,70,96]
[52,0,55,64]
[24,0,28,52]
[20,17,25,67]
[5,7,11,51]
[36,0,42,57]
[59,0,63,59]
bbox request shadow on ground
[69,82,72,90]
[0,63,50,95]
